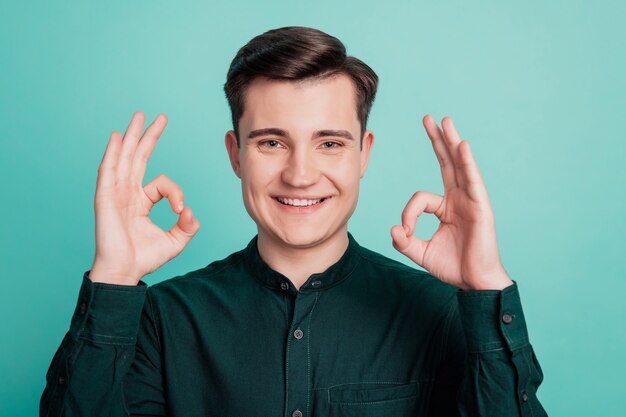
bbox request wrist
[89,264,141,286]
[465,276,513,291]
[463,268,514,291]
[465,278,514,291]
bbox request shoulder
[355,244,458,304]
[146,248,247,298]
[349,242,460,330]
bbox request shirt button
[502,313,514,324]
[521,390,529,402]
[292,409,303,417]
[58,376,66,385]
[311,280,322,288]
[280,282,289,291]
[293,328,304,340]
[79,303,87,315]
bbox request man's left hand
[391,115,514,291]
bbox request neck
[257,228,350,290]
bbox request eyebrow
[247,128,354,141]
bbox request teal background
[1,1,624,415]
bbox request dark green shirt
[41,232,547,416]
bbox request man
[41,26,548,416]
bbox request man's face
[225,73,374,249]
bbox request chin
[280,231,325,248]
[271,226,333,249]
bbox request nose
[281,147,321,188]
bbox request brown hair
[223,26,379,147]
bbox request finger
[390,225,429,267]
[400,191,444,236]
[441,116,463,146]
[167,207,201,252]
[116,112,146,183]
[441,116,466,189]
[423,115,457,191]
[143,174,185,214]
[130,114,168,184]
[97,130,122,188]
[458,140,489,203]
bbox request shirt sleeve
[39,270,165,417]
[427,281,549,417]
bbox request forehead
[240,73,360,134]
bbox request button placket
[284,292,318,417]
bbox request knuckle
[137,152,149,163]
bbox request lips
[274,196,328,207]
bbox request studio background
[1,1,624,416]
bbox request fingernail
[403,225,410,234]
[178,201,184,211]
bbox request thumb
[390,224,428,267]
[168,207,200,249]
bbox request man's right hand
[89,112,201,285]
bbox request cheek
[241,155,280,198]
[323,155,361,189]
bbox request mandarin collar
[243,232,361,293]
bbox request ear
[224,130,241,178]
[359,130,375,178]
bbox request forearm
[40,271,147,417]
[428,282,548,417]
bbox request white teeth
[276,197,324,207]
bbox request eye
[259,139,284,149]
[321,141,342,149]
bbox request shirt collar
[243,232,361,293]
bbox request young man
[41,26,548,416]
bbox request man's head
[223,27,379,249]
[224,26,378,147]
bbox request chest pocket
[327,382,419,417]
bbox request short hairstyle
[223,26,379,148]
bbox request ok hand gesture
[391,115,513,291]
[89,112,201,285]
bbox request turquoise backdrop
[1,1,624,416]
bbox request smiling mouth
[273,197,330,207]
